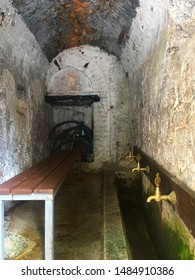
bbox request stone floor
[5,172,104,260]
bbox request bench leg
[77,156,81,180]
[45,199,54,260]
[0,200,4,260]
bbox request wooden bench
[0,150,81,260]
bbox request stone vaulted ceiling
[12,0,140,61]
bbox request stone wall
[143,174,195,259]
[46,45,131,169]
[118,0,195,259]
[121,0,195,191]
[0,0,49,184]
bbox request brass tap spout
[147,195,159,203]
[126,150,134,159]
[132,154,150,173]
[147,173,177,203]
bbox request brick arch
[46,45,109,94]
[46,45,129,169]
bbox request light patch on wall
[47,66,93,94]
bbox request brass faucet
[147,173,177,203]
[125,150,135,162]
[126,151,133,159]
[132,154,150,173]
